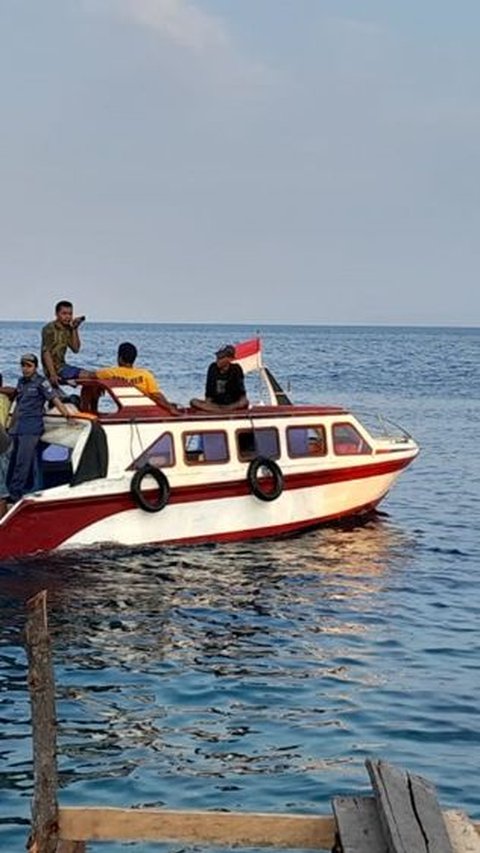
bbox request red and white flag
[233,337,263,374]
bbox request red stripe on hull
[0,493,135,560]
[164,454,414,505]
[0,454,414,560]
[152,498,383,547]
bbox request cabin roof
[77,378,348,423]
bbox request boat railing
[353,410,415,442]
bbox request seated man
[95,342,178,413]
[190,344,249,413]
[41,300,93,385]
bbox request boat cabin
[36,377,412,496]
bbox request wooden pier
[25,591,480,852]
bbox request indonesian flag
[233,337,263,374]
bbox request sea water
[0,323,479,851]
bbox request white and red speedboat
[0,340,419,560]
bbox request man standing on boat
[7,353,71,503]
[190,345,249,413]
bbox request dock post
[25,590,60,853]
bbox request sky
[0,0,479,326]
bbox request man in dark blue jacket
[8,353,71,503]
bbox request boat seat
[41,443,73,488]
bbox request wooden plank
[444,811,480,853]
[332,795,386,853]
[366,759,454,853]
[58,808,336,848]
[55,806,480,849]
[408,770,455,853]
[25,590,59,853]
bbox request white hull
[60,467,399,549]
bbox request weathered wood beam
[55,805,480,848]
[332,796,386,853]
[25,590,59,853]
[332,796,480,853]
[366,759,454,853]
[58,808,336,848]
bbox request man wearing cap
[7,353,71,503]
[190,345,249,413]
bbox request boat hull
[0,454,414,559]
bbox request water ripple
[1,324,479,851]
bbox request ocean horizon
[1,319,479,329]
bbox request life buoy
[130,465,170,513]
[247,457,284,502]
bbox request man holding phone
[41,299,91,385]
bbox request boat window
[332,423,372,455]
[236,428,280,461]
[287,426,327,458]
[183,431,229,465]
[132,432,175,469]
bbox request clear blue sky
[0,1,478,325]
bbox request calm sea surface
[1,323,479,851]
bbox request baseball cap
[215,344,235,359]
[20,353,38,366]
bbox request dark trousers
[8,434,41,501]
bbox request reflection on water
[1,513,412,653]
[1,513,479,851]
[0,518,415,819]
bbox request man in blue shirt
[8,353,71,503]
